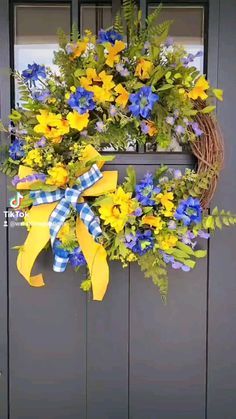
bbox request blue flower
[22,63,46,82]
[98,29,123,44]
[9,138,25,160]
[129,86,159,118]
[135,173,161,206]
[69,247,86,268]
[125,230,154,256]
[175,197,202,226]
[68,87,95,114]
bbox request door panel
[8,225,87,419]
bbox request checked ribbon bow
[30,164,103,273]
[16,145,118,300]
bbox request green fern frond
[114,12,124,34]
[146,3,162,29]
[57,28,68,49]
[71,23,80,42]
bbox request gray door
[0,1,236,418]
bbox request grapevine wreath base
[0,1,234,301]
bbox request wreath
[0,1,234,302]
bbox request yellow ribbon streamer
[16,145,118,300]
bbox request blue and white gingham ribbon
[30,164,103,272]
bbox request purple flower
[191,122,203,137]
[109,105,117,117]
[166,116,175,126]
[22,63,46,83]
[34,137,46,148]
[168,220,176,230]
[165,37,174,48]
[125,230,154,256]
[181,231,196,248]
[175,197,202,226]
[98,29,123,45]
[172,261,190,272]
[129,86,159,119]
[140,121,150,134]
[133,207,143,217]
[32,90,50,102]
[80,130,88,137]
[198,230,210,239]
[135,173,161,206]
[121,67,130,77]
[9,138,25,160]
[144,41,151,50]
[181,51,203,66]
[65,43,74,54]
[173,169,182,179]
[116,63,130,77]
[160,250,191,272]
[69,247,86,268]
[68,87,95,114]
[95,121,106,133]
[173,109,180,118]
[175,125,185,135]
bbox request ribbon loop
[16,145,118,300]
[64,187,81,208]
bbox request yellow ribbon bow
[16,145,118,301]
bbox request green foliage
[202,207,236,230]
[137,250,168,303]
[123,166,136,193]
[0,159,18,177]
[114,12,124,34]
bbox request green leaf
[85,155,116,166]
[194,249,207,258]
[180,259,196,269]
[176,241,195,256]
[212,88,224,101]
[215,217,222,229]
[201,106,216,114]
[212,206,218,216]
[205,215,215,229]
[157,84,174,92]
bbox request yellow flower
[115,84,129,108]
[158,234,178,250]
[99,187,134,233]
[135,59,153,80]
[80,69,115,102]
[57,222,70,243]
[34,110,69,144]
[57,221,76,244]
[156,192,174,212]
[71,40,88,59]
[127,252,137,262]
[46,164,68,187]
[142,215,164,232]
[67,110,89,131]
[146,120,158,137]
[105,40,126,68]
[188,76,209,100]
[23,149,43,168]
